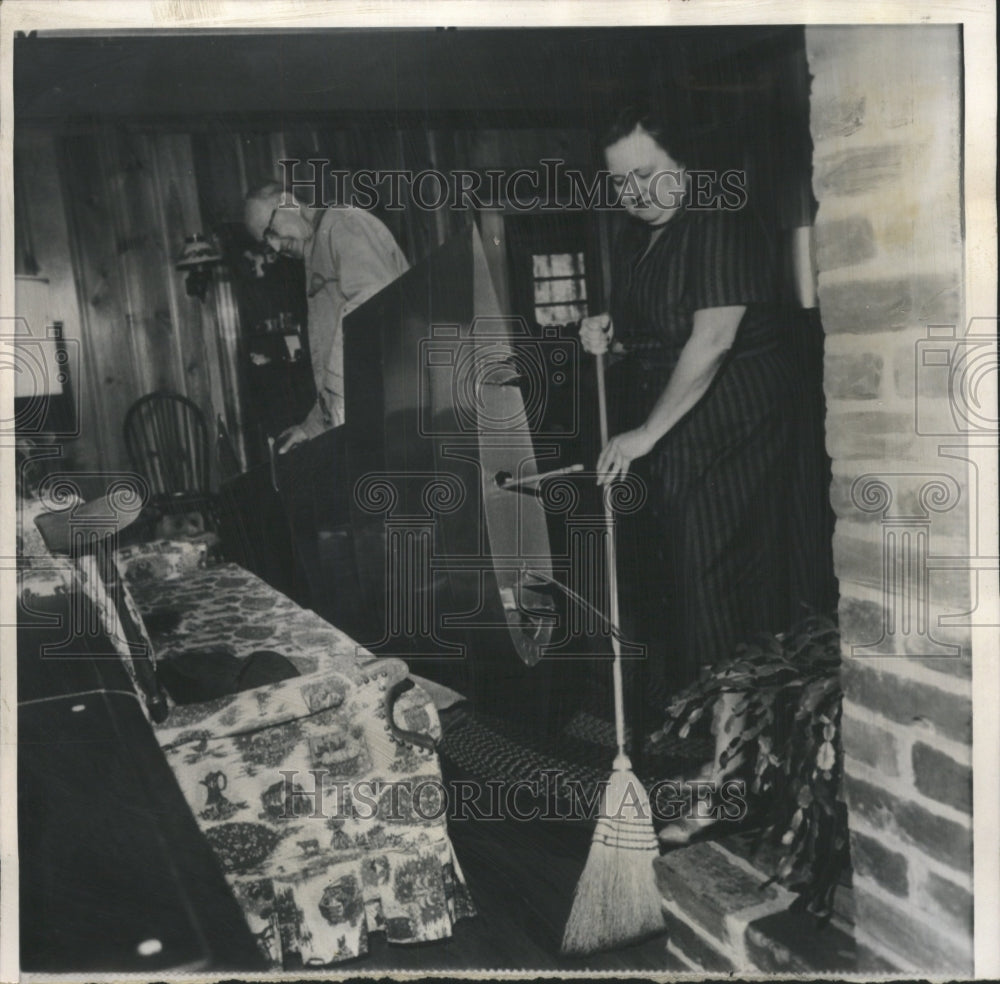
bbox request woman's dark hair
[600,105,691,165]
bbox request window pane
[534,279,553,305]
[535,278,586,304]
[531,251,587,319]
[532,255,552,278]
[560,278,586,302]
[547,253,578,278]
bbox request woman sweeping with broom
[563,105,796,954]
[575,106,797,870]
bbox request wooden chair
[124,391,218,528]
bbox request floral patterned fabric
[17,493,83,602]
[116,537,212,584]
[18,523,476,967]
[155,662,475,966]
[121,553,354,679]
[18,495,159,718]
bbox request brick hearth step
[653,838,874,973]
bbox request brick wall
[807,25,974,973]
[653,841,858,973]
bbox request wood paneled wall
[17,121,596,483]
[57,128,224,482]
[14,133,97,469]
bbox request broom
[560,349,665,956]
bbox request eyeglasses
[261,205,281,246]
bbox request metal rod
[596,351,609,447]
[267,435,279,492]
[499,463,584,490]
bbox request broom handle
[596,352,627,759]
[596,351,610,448]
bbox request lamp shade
[176,234,222,269]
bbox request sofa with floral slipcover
[18,491,475,969]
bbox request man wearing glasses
[244,182,409,452]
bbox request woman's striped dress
[607,203,798,693]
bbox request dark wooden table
[18,590,266,974]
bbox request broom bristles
[560,764,665,955]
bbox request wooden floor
[341,759,683,973]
